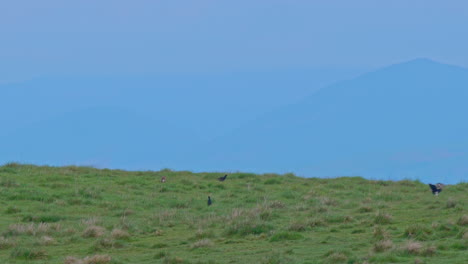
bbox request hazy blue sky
[2,1,468,182]
[1,0,467,82]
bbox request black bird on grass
[218,174,228,181]
[429,183,444,196]
[207,196,212,206]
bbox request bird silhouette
[207,196,212,206]
[429,183,443,196]
[218,174,228,181]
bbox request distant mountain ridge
[2,59,467,183]
[188,59,468,183]
[1,68,361,169]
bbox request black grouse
[207,196,212,206]
[218,174,228,181]
[429,183,443,195]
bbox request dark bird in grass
[218,174,228,181]
[207,196,212,206]
[161,176,166,183]
[429,183,444,196]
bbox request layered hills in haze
[1,59,467,183]
[191,59,468,184]
[0,68,359,168]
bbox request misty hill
[192,59,468,184]
[0,69,360,141]
[0,68,362,171]
[2,59,468,183]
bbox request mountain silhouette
[2,59,467,183]
[193,59,468,183]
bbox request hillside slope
[0,164,466,263]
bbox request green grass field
[0,163,466,264]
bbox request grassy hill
[0,163,466,264]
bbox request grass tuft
[404,224,432,240]
[10,247,48,260]
[64,254,113,264]
[373,239,393,252]
[288,222,309,232]
[190,239,214,249]
[82,226,105,238]
[322,249,353,264]
[22,214,64,223]
[373,226,390,240]
[374,212,393,224]
[0,236,15,249]
[270,232,303,242]
[402,241,423,255]
[446,198,457,208]
[4,206,21,214]
[111,228,130,240]
[457,214,468,226]
[40,235,56,246]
